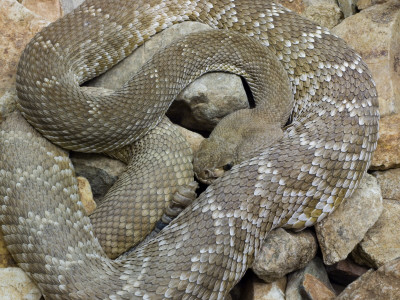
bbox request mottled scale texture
[0,0,379,299]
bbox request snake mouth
[195,168,225,185]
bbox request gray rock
[252,228,317,283]
[337,0,358,18]
[70,153,126,202]
[60,0,84,14]
[169,73,248,132]
[315,174,383,265]
[286,257,336,300]
[351,199,400,268]
[373,168,400,200]
[303,1,342,29]
[336,258,400,300]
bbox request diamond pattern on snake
[0,0,379,299]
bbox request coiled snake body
[0,0,379,299]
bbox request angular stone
[0,268,41,300]
[302,273,336,300]
[60,0,84,14]
[21,0,62,22]
[286,257,335,300]
[0,88,17,123]
[351,200,400,268]
[278,0,342,28]
[338,0,358,17]
[373,168,400,200]
[332,1,400,116]
[77,176,97,215]
[325,258,370,286]
[71,153,126,202]
[370,113,400,170]
[357,0,392,10]
[252,228,317,283]
[0,0,49,96]
[252,277,286,300]
[315,174,383,265]
[336,258,400,299]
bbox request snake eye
[223,163,233,171]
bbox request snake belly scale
[0,0,379,299]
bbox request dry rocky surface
[1,0,400,299]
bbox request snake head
[193,122,239,185]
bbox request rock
[251,276,287,300]
[252,228,317,283]
[0,88,17,123]
[351,199,400,268]
[0,0,49,110]
[70,153,126,202]
[278,0,342,28]
[357,0,391,10]
[0,230,16,268]
[338,0,358,17]
[325,258,370,286]
[77,176,97,215]
[60,0,84,14]
[86,21,248,133]
[302,273,336,300]
[286,257,336,300]
[373,168,400,200]
[0,268,41,300]
[336,258,400,299]
[303,3,342,28]
[20,0,62,22]
[169,73,248,132]
[370,113,400,170]
[315,174,383,265]
[332,1,400,116]
[175,125,204,154]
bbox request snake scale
[0,0,379,299]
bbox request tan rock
[0,0,49,95]
[373,168,400,200]
[176,125,204,154]
[278,0,342,28]
[351,200,400,268]
[302,273,336,300]
[315,174,383,265]
[0,267,41,300]
[77,176,97,215]
[370,113,400,170]
[252,228,317,283]
[357,0,392,10]
[337,0,358,18]
[21,0,62,22]
[286,257,335,300]
[332,1,400,116]
[252,277,286,300]
[303,3,342,28]
[336,258,400,299]
[0,230,16,268]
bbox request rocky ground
[1,0,400,299]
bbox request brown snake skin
[0,0,379,299]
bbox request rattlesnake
[0,0,379,299]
